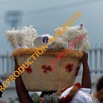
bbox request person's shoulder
[80,88,91,94]
[72,88,93,103]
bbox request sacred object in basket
[13,48,83,91]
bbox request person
[0,81,6,103]
[14,52,103,103]
[0,81,3,98]
[94,76,103,102]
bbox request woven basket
[13,48,83,91]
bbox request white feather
[49,24,91,52]
[6,26,38,49]
[6,29,20,49]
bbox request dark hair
[42,36,49,44]
[0,81,3,98]
[96,76,103,92]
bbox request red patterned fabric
[17,65,32,73]
[25,66,32,73]
[75,82,81,88]
[65,63,73,73]
[41,65,52,73]
[60,82,81,103]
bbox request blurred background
[0,0,103,102]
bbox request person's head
[96,76,103,102]
[0,81,3,98]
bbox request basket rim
[12,48,83,59]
